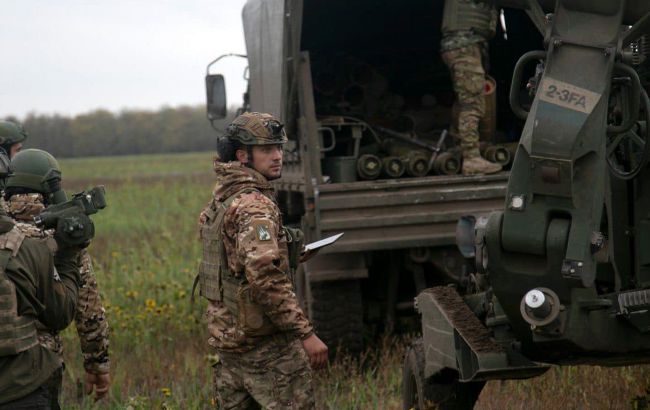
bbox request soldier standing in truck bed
[198,112,328,409]
[441,0,502,175]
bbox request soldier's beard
[266,172,282,181]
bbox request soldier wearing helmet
[0,149,82,408]
[0,120,28,158]
[198,112,327,409]
[3,149,110,407]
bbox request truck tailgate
[315,173,508,253]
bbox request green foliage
[13,106,235,158]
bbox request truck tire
[402,339,484,410]
[309,279,364,355]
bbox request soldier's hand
[85,371,110,401]
[302,333,328,369]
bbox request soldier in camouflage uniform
[4,149,110,407]
[198,112,328,409]
[0,120,28,158]
[441,0,502,175]
[0,144,83,409]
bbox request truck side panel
[316,175,507,253]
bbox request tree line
[7,105,234,158]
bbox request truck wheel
[402,339,484,410]
[309,279,364,355]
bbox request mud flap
[417,286,549,382]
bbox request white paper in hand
[304,233,344,252]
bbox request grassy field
[56,152,650,409]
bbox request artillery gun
[404,0,650,408]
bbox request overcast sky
[0,0,250,119]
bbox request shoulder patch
[0,226,26,256]
[252,220,272,241]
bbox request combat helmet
[0,120,28,153]
[225,112,288,145]
[6,149,66,204]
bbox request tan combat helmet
[226,112,288,146]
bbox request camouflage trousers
[213,335,315,409]
[442,43,486,159]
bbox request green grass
[54,152,650,409]
[62,151,215,181]
[59,151,216,409]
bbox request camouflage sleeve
[74,251,110,374]
[233,192,313,339]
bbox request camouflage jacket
[5,194,110,374]
[440,0,498,52]
[200,160,313,353]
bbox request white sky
[0,0,250,118]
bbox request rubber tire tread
[309,279,364,355]
[402,338,485,410]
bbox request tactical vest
[198,188,303,337]
[0,226,38,356]
[442,0,495,37]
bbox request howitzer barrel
[498,0,650,25]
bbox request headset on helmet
[225,112,288,146]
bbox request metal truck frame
[402,0,650,408]
[208,0,542,351]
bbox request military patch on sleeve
[252,220,273,241]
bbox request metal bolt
[525,289,546,309]
[511,195,525,210]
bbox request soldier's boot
[462,156,502,175]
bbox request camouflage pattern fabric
[442,43,486,158]
[441,30,486,53]
[440,0,497,52]
[201,160,313,354]
[5,194,110,374]
[213,337,314,410]
[201,160,315,408]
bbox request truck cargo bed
[312,173,508,253]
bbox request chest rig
[197,188,302,337]
[442,0,495,37]
[0,226,37,356]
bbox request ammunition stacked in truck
[312,57,511,182]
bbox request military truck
[206,0,542,352]
[398,0,650,409]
